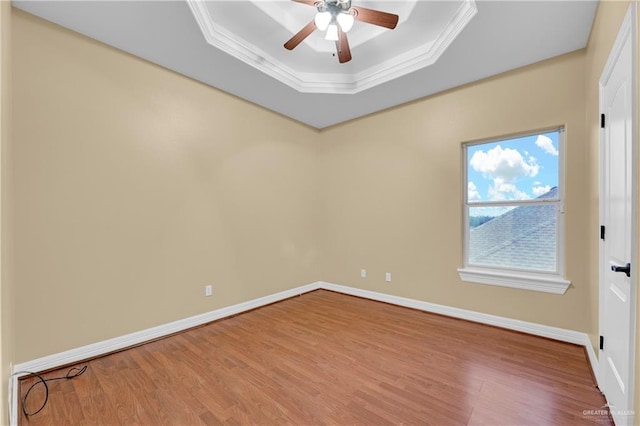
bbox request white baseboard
[9,280,600,425]
[585,341,600,385]
[319,281,599,383]
[8,369,17,426]
[8,281,322,425]
[12,282,321,376]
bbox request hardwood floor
[19,290,612,425]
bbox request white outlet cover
[361,269,367,278]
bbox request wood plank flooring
[19,290,612,425]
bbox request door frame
[598,2,638,422]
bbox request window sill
[457,267,571,294]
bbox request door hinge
[601,113,606,128]
[600,335,604,350]
[600,225,605,240]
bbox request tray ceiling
[188,0,477,94]
[12,0,598,128]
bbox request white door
[599,4,637,426]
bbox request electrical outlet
[385,272,392,282]
[205,285,213,297]
[360,269,367,278]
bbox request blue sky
[467,130,559,206]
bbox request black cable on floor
[14,365,88,417]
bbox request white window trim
[457,267,570,294]
[458,127,571,294]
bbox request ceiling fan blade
[292,0,318,6]
[352,6,398,29]
[284,20,317,50]
[335,28,352,63]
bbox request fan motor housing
[317,0,352,15]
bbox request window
[457,128,570,294]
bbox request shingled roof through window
[469,187,558,271]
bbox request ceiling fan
[284,0,399,64]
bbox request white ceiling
[13,0,598,129]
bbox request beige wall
[318,51,591,330]
[11,9,320,363]
[1,0,12,424]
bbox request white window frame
[457,127,571,294]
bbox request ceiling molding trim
[186,0,308,89]
[353,0,477,92]
[187,0,477,95]
[187,0,359,93]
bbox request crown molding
[187,0,477,94]
[353,1,477,92]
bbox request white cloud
[532,184,552,196]
[470,145,539,182]
[468,181,481,201]
[469,145,538,201]
[535,135,558,156]
[488,177,531,201]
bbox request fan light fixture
[325,23,339,41]
[314,0,355,41]
[284,0,399,64]
[314,11,331,31]
[336,12,354,32]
